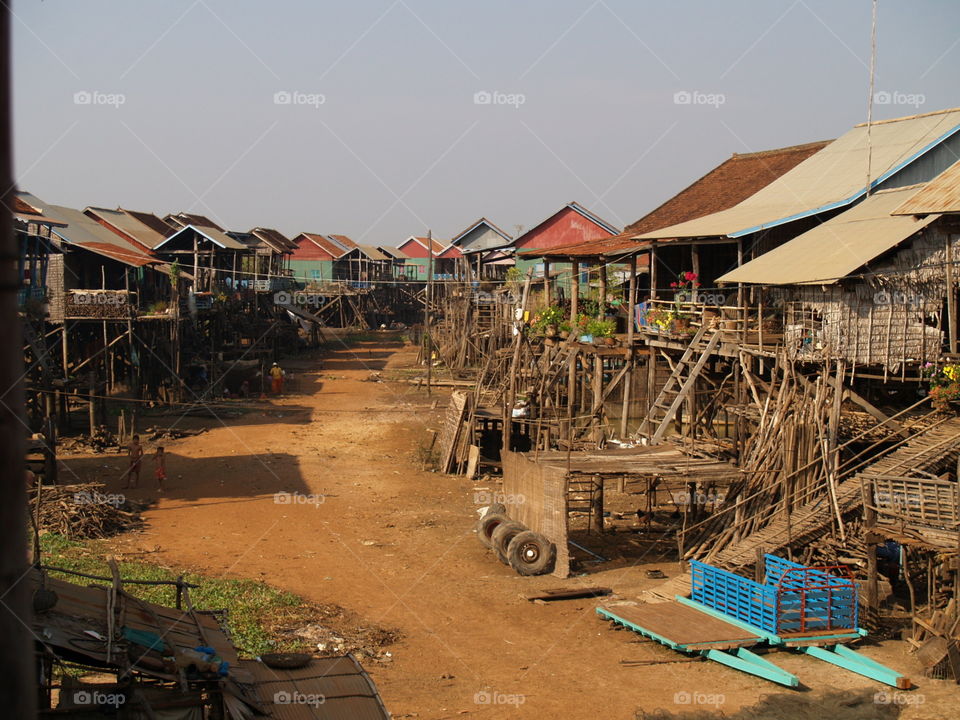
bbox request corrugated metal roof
[158,224,248,251]
[237,655,389,720]
[514,202,620,249]
[892,157,960,215]
[717,186,939,285]
[352,244,390,261]
[610,141,830,247]
[253,227,297,252]
[449,217,513,251]
[637,108,960,240]
[300,233,348,258]
[375,245,411,260]
[19,196,158,266]
[328,234,358,250]
[86,206,171,250]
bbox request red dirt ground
[61,338,955,719]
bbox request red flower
[684,271,698,282]
[670,282,678,288]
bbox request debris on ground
[29,482,145,539]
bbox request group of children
[125,435,167,491]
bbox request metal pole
[426,230,433,396]
[0,2,36,712]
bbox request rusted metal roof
[892,158,960,215]
[297,233,348,258]
[327,234,358,250]
[252,227,298,253]
[620,141,829,243]
[29,568,236,678]
[85,206,171,250]
[717,185,940,285]
[236,655,389,720]
[636,108,960,240]
[20,197,158,266]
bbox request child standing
[125,434,143,489]
[154,446,167,492]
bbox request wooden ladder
[639,325,721,444]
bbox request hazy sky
[12,1,960,245]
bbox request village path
[95,337,949,720]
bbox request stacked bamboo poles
[682,355,840,563]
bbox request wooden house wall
[775,229,954,369]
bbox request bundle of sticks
[28,482,143,539]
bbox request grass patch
[38,534,394,658]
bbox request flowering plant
[924,363,960,411]
[669,271,700,316]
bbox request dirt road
[78,337,951,719]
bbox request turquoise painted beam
[702,647,799,687]
[801,645,910,688]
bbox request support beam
[570,260,579,321]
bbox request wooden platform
[598,601,762,651]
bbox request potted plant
[531,305,565,338]
[924,363,960,411]
[586,318,617,345]
[669,271,700,331]
[644,307,674,332]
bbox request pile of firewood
[59,426,119,454]
[29,482,144,539]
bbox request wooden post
[736,238,744,309]
[542,258,551,305]
[649,243,658,300]
[0,5,36,708]
[592,353,603,441]
[503,271,533,456]
[947,235,957,354]
[570,260,580,322]
[598,259,607,317]
[620,254,637,437]
[425,230,434,396]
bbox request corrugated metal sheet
[18,196,159,266]
[717,186,939,285]
[86,207,170,249]
[893,157,960,214]
[636,108,960,240]
[237,655,389,720]
[158,224,248,251]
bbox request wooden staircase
[638,325,721,444]
[644,415,960,602]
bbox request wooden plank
[436,391,469,473]
[599,600,762,648]
[525,586,612,602]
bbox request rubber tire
[484,502,507,517]
[507,531,556,576]
[477,513,508,549]
[492,521,528,565]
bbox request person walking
[269,362,285,395]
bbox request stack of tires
[476,504,556,576]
